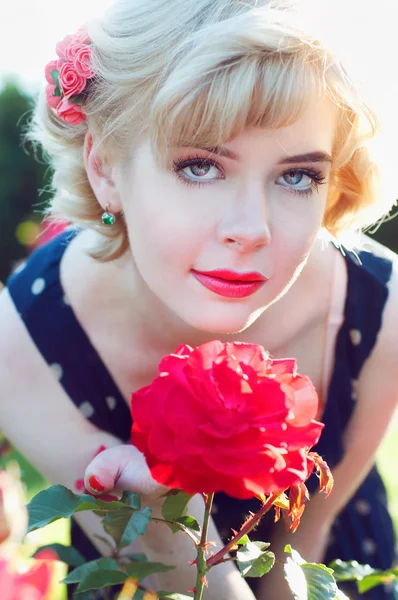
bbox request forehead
[223,95,338,163]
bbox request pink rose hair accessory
[44,26,95,125]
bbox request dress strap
[321,247,346,404]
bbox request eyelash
[172,155,328,196]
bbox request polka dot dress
[6,231,397,600]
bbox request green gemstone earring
[101,204,116,226]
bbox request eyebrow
[199,146,333,165]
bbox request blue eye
[277,169,327,196]
[173,156,224,187]
[283,171,306,186]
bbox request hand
[84,444,168,505]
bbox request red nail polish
[88,475,105,493]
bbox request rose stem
[206,492,280,568]
[193,492,214,600]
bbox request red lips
[191,269,268,298]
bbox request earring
[101,204,116,226]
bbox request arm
[257,263,398,599]
[0,289,255,600]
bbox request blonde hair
[26,0,397,260]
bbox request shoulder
[352,236,398,419]
[354,234,398,352]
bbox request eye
[173,156,224,186]
[276,168,327,196]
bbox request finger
[84,445,168,499]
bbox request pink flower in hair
[46,84,62,109]
[57,98,86,125]
[46,24,94,125]
[75,25,90,44]
[73,46,95,78]
[58,62,87,98]
[56,34,76,60]
[45,59,62,108]
[45,60,59,84]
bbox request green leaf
[76,569,128,593]
[284,557,308,600]
[327,560,398,593]
[124,561,175,580]
[119,507,152,549]
[93,498,132,510]
[122,553,148,563]
[284,547,338,600]
[120,491,142,510]
[175,516,201,533]
[358,571,398,593]
[92,534,115,552]
[51,70,61,96]
[33,543,86,567]
[328,559,378,582]
[27,485,97,532]
[103,508,134,547]
[236,534,250,546]
[302,563,338,600]
[63,557,118,584]
[158,593,194,599]
[162,491,193,534]
[284,544,305,565]
[236,541,275,578]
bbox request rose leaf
[119,506,152,549]
[237,541,275,578]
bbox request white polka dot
[13,261,27,275]
[31,278,46,295]
[355,499,371,516]
[49,363,63,381]
[105,396,117,411]
[362,538,377,554]
[349,329,362,346]
[63,295,71,306]
[79,402,95,419]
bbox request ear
[83,132,122,213]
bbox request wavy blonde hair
[25,0,396,260]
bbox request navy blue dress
[6,229,397,599]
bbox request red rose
[58,63,86,99]
[57,98,86,125]
[131,341,324,500]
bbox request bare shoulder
[347,235,398,443]
[358,234,398,356]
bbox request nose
[217,184,271,253]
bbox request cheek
[122,178,209,269]
[270,199,325,268]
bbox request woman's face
[116,96,336,334]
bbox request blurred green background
[0,78,397,598]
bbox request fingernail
[88,475,105,493]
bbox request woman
[1,0,397,597]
